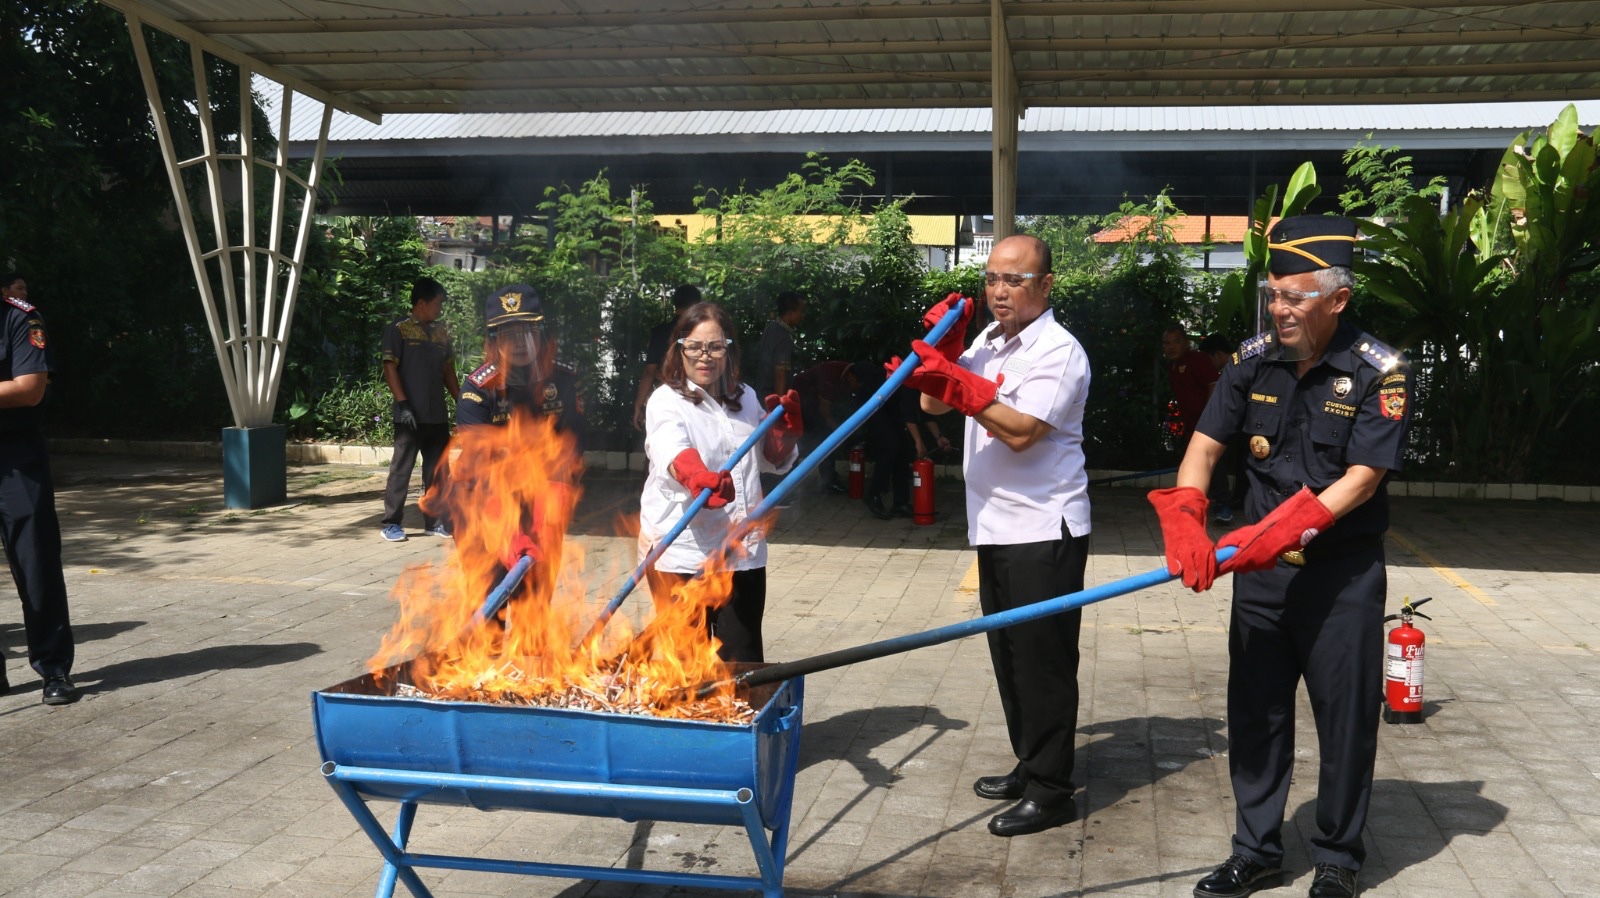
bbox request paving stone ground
[2,452,1597,898]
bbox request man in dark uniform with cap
[444,283,585,617]
[0,272,78,705]
[1148,216,1411,898]
[457,283,585,439]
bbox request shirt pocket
[1307,412,1354,480]
[1241,403,1282,439]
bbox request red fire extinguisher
[1383,596,1433,724]
[911,457,936,525]
[847,446,866,499]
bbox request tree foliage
[1359,105,1600,482]
[1339,138,1449,220]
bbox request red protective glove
[498,497,546,568]
[922,293,975,363]
[671,448,735,509]
[763,390,802,463]
[886,340,1001,418]
[1147,486,1217,592]
[1217,487,1335,574]
[501,531,543,569]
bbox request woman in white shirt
[640,302,800,663]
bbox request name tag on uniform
[1000,357,1032,379]
[1249,392,1279,404]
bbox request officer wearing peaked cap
[457,283,585,440]
[1147,216,1411,898]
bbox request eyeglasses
[1259,286,1324,308]
[677,338,732,358]
[983,270,1041,288]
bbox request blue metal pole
[468,554,535,629]
[590,297,973,641]
[708,546,1238,695]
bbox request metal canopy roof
[102,0,1600,123]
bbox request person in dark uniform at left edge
[0,272,79,705]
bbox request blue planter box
[223,425,286,509]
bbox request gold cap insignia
[500,292,523,314]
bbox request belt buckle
[1279,549,1306,566]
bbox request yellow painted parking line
[956,558,980,599]
[1388,529,1497,607]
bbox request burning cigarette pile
[392,655,755,724]
[369,411,750,725]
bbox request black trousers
[0,431,73,678]
[382,422,450,528]
[1227,544,1386,871]
[866,426,914,507]
[976,524,1090,807]
[646,567,767,664]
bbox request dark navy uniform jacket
[1196,321,1411,553]
[457,360,586,446]
[0,297,53,434]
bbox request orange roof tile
[1093,214,1278,245]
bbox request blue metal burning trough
[313,664,803,898]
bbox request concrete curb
[48,437,1596,501]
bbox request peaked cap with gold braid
[485,282,545,329]
[1266,215,1359,276]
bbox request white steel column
[991,0,1020,241]
[116,5,354,428]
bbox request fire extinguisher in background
[1383,596,1433,724]
[911,457,936,525]
[847,446,866,499]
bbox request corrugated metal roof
[261,92,1600,150]
[104,0,1600,122]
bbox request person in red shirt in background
[1161,326,1231,522]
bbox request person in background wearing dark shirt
[0,272,78,705]
[632,284,701,431]
[755,291,805,397]
[379,277,460,542]
[790,359,855,494]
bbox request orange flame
[367,410,745,718]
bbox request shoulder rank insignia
[1234,331,1274,364]
[467,361,500,387]
[5,296,36,313]
[1355,336,1403,373]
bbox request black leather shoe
[864,494,893,520]
[890,503,915,518]
[1194,854,1281,898]
[1307,863,1359,898]
[41,675,80,706]
[987,798,1076,837]
[973,771,1025,801]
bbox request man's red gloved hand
[885,340,1001,418]
[671,448,735,509]
[1147,486,1217,592]
[922,293,975,363]
[1217,487,1335,574]
[501,531,543,569]
[763,390,802,463]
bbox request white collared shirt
[640,381,795,573]
[960,311,1092,546]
